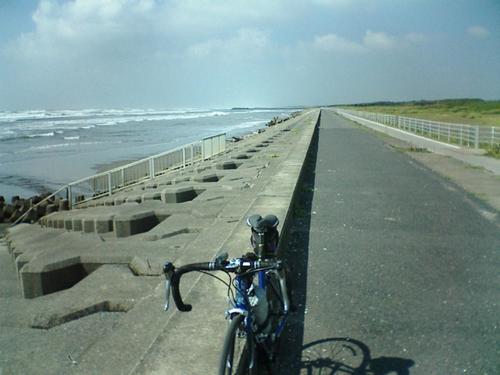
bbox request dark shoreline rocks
[0,193,69,225]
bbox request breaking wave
[0,109,230,141]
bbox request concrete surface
[0,110,320,374]
[277,110,499,375]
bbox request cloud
[6,0,158,62]
[312,30,420,54]
[467,26,490,39]
[313,33,366,53]
[4,0,298,63]
[187,28,270,59]
[363,30,396,50]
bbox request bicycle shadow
[277,337,415,375]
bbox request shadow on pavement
[293,337,415,375]
[274,116,319,374]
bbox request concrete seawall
[1,109,320,374]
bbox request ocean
[0,108,299,200]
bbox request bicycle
[163,214,291,374]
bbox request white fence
[337,109,500,148]
[67,133,225,207]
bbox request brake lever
[163,262,174,311]
[214,251,228,267]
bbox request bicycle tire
[219,314,258,375]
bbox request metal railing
[13,133,226,224]
[67,133,225,206]
[337,109,500,148]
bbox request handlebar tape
[171,262,213,312]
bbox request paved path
[279,110,499,374]
[340,111,500,175]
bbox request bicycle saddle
[246,214,279,233]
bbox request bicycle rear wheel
[219,314,258,375]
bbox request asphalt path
[277,110,499,375]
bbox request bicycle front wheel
[219,314,257,375]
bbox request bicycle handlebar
[163,257,282,312]
[171,262,212,311]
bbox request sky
[0,0,499,110]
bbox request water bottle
[249,284,269,330]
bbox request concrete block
[142,192,161,201]
[20,269,43,299]
[59,199,69,211]
[104,198,115,206]
[72,217,83,232]
[95,215,114,233]
[16,253,33,276]
[173,176,191,184]
[45,204,57,215]
[126,195,142,204]
[231,154,252,160]
[20,256,88,298]
[193,173,221,183]
[216,161,242,170]
[57,218,65,229]
[161,186,203,203]
[83,217,95,233]
[64,218,73,231]
[114,197,126,205]
[196,166,212,174]
[113,210,159,238]
[44,213,58,228]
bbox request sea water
[0,108,299,200]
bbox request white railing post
[108,172,112,196]
[121,169,125,187]
[149,157,155,179]
[67,185,72,209]
[182,147,186,167]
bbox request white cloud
[187,28,270,59]
[5,0,295,63]
[312,30,417,54]
[6,0,157,62]
[363,30,396,50]
[313,33,366,53]
[467,26,490,39]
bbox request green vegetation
[340,98,500,127]
[485,144,500,159]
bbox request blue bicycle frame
[229,268,288,344]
